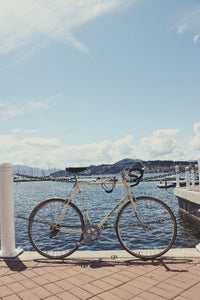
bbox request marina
[13,172,200,252]
[1,162,200,257]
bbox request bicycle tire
[116,196,177,260]
[28,198,84,259]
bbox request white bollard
[185,167,190,191]
[191,168,195,187]
[175,165,180,187]
[0,163,23,258]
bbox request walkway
[0,249,200,299]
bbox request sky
[0,0,200,169]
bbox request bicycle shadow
[31,257,193,273]
[2,254,197,273]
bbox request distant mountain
[13,159,197,177]
[114,158,143,165]
[50,170,66,177]
[50,159,144,176]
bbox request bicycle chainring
[83,224,101,244]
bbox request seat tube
[77,183,91,223]
[123,179,144,227]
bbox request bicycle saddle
[65,167,87,174]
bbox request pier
[174,185,200,220]
[174,159,200,221]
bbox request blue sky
[0,0,200,168]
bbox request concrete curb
[9,248,200,261]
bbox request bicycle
[28,164,177,260]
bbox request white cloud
[12,128,39,134]
[0,134,17,149]
[3,136,62,167]
[19,137,61,148]
[140,129,186,160]
[2,134,137,168]
[190,122,200,151]
[0,95,61,119]
[2,126,199,168]
[175,5,200,42]
[193,34,200,43]
[113,135,134,156]
[0,0,135,61]
[177,24,188,34]
[194,123,200,133]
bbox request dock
[174,185,200,220]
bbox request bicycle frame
[28,164,177,260]
[56,176,143,233]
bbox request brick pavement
[0,253,200,299]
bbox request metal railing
[175,158,200,191]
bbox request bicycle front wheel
[28,198,84,259]
[116,196,177,260]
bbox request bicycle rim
[116,197,177,259]
[28,198,84,259]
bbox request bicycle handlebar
[128,167,144,187]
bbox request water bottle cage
[102,185,114,193]
[97,177,117,193]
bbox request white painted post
[0,163,23,258]
[185,167,190,191]
[175,165,180,187]
[191,168,195,187]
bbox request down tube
[98,194,128,229]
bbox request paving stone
[1,252,200,300]
[0,285,13,298]
[181,282,200,300]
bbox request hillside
[50,159,197,177]
[13,159,197,177]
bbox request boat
[157,180,175,188]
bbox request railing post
[185,167,190,191]
[0,163,23,258]
[175,165,180,187]
[191,168,195,187]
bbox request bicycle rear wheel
[28,198,84,259]
[116,196,177,260]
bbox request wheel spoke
[28,199,84,259]
[116,197,177,259]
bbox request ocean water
[13,177,200,252]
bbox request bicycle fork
[124,181,150,231]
